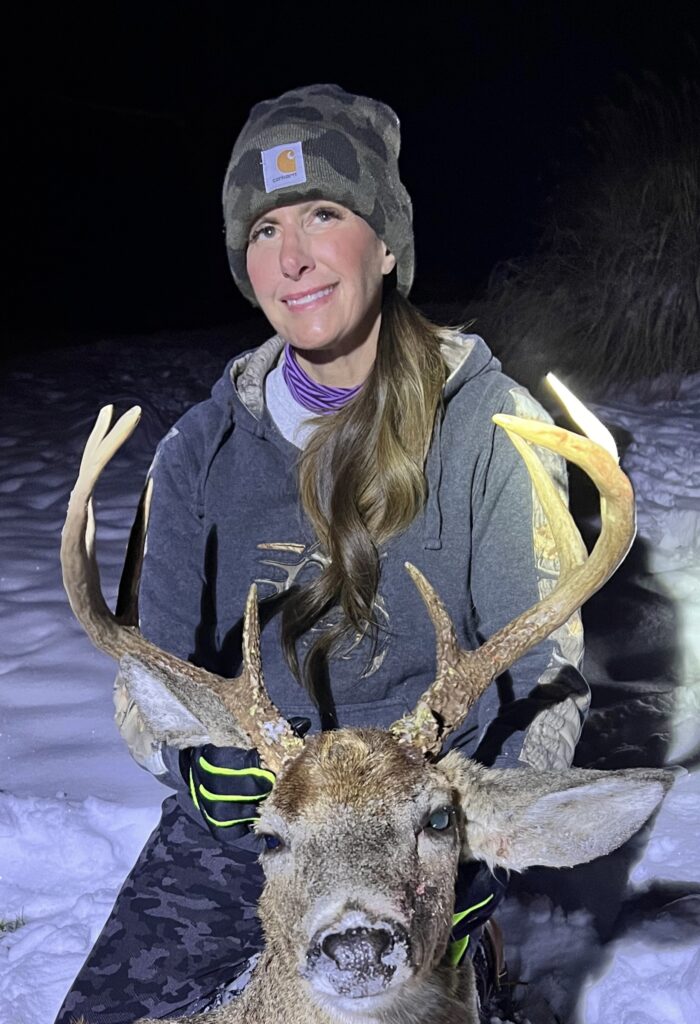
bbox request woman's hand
[181,718,311,841]
[180,744,275,840]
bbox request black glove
[449,861,508,965]
[181,744,275,841]
[181,717,311,842]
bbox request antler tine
[61,406,304,774]
[390,390,635,756]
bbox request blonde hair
[281,289,447,700]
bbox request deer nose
[321,926,393,970]
[304,916,412,998]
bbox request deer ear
[117,652,254,748]
[448,760,674,872]
[118,656,212,748]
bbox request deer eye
[262,833,284,851]
[426,807,453,832]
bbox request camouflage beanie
[222,83,415,304]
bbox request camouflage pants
[54,792,265,1024]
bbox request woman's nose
[279,229,315,280]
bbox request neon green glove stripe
[188,767,200,810]
[201,806,259,829]
[448,891,496,967]
[451,891,495,927]
[448,934,470,966]
[197,783,270,803]
[197,756,276,786]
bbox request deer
[61,379,674,1024]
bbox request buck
[62,386,673,1024]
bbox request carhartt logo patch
[261,141,307,193]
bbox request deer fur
[121,728,672,1024]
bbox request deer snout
[322,925,393,968]
[304,913,412,1000]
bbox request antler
[390,378,635,756]
[61,405,304,773]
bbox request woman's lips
[281,284,337,310]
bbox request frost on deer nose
[304,917,412,998]
[323,927,392,970]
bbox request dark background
[5,0,699,351]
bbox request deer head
[249,731,669,1020]
[61,382,673,1023]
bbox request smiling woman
[246,201,395,384]
[55,84,586,1023]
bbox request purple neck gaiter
[282,344,363,413]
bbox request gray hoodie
[140,333,587,774]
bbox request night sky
[6,1,699,351]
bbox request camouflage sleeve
[468,386,588,770]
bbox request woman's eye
[312,206,342,224]
[262,833,284,851]
[426,808,453,832]
[249,224,276,243]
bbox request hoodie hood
[212,330,502,422]
[440,331,503,398]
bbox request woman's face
[246,200,396,359]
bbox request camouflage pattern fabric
[222,83,415,303]
[54,791,265,1024]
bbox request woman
[56,83,586,1023]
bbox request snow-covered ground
[0,332,698,1024]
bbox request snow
[0,794,157,1024]
[0,334,698,1023]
